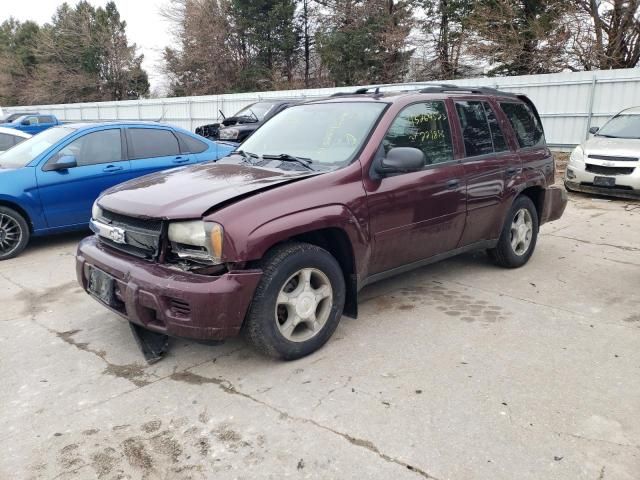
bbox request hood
[99,162,319,219]
[583,136,640,158]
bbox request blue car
[0,122,234,259]
[0,114,61,134]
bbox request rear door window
[500,102,545,148]
[455,101,494,157]
[383,101,454,166]
[38,116,55,124]
[128,128,180,159]
[483,102,509,152]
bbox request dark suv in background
[78,86,567,362]
[195,99,297,143]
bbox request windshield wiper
[232,150,260,164]
[595,133,618,138]
[262,153,314,170]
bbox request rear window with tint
[128,128,180,159]
[483,102,509,152]
[500,102,545,148]
[176,132,208,154]
[455,101,494,157]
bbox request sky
[0,0,172,93]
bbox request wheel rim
[510,208,533,256]
[275,268,333,343]
[0,213,22,256]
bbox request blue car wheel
[0,206,30,260]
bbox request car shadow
[27,229,90,254]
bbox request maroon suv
[77,86,567,360]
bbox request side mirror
[376,147,426,175]
[589,126,599,134]
[46,154,77,171]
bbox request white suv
[565,106,640,198]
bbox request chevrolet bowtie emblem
[108,226,126,244]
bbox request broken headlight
[168,221,224,265]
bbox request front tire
[0,206,29,261]
[488,195,539,268]
[243,242,346,360]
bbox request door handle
[103,165,123,172]
[446,179,460,189]
[506,167,518,176]
[173,156,189,164]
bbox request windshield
[0,127,75,168]
[239,102,387,167]
[234,102,278,121]
[597,113,640,139]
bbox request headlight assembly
[569,146,584,165]
[91,200,103,220]
[219,128,240,140]
[168,220,224,264]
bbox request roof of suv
[311,84,522,104]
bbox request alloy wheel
[275,268,333,342]
[0,213,22,256]
[510,208,533,256]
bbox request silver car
[565,107,640,198]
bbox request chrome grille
[95,210,162,259]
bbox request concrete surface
[0,192,639,480]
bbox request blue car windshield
[0,127,75,169]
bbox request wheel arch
[243,205,366,319]
[518,185,545,225]
[0,199,33,232]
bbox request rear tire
[488,195,539,268]
[0,206,29,261]
[243,242,345,360]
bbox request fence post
[187,98,193,131]
[585,75,597,139]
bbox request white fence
[6,68,640,149]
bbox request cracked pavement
[0,192,639,479]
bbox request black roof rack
[328,83,519,99]
[418,84,517,97]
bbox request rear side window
[38,116,55,124]
[175,131,208,154]
[483,102,508,152]
[500,102,545,148]
[455,101,493,157]
[0,133,15,150]
[383,101,454,165]
[128,128,180,159]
